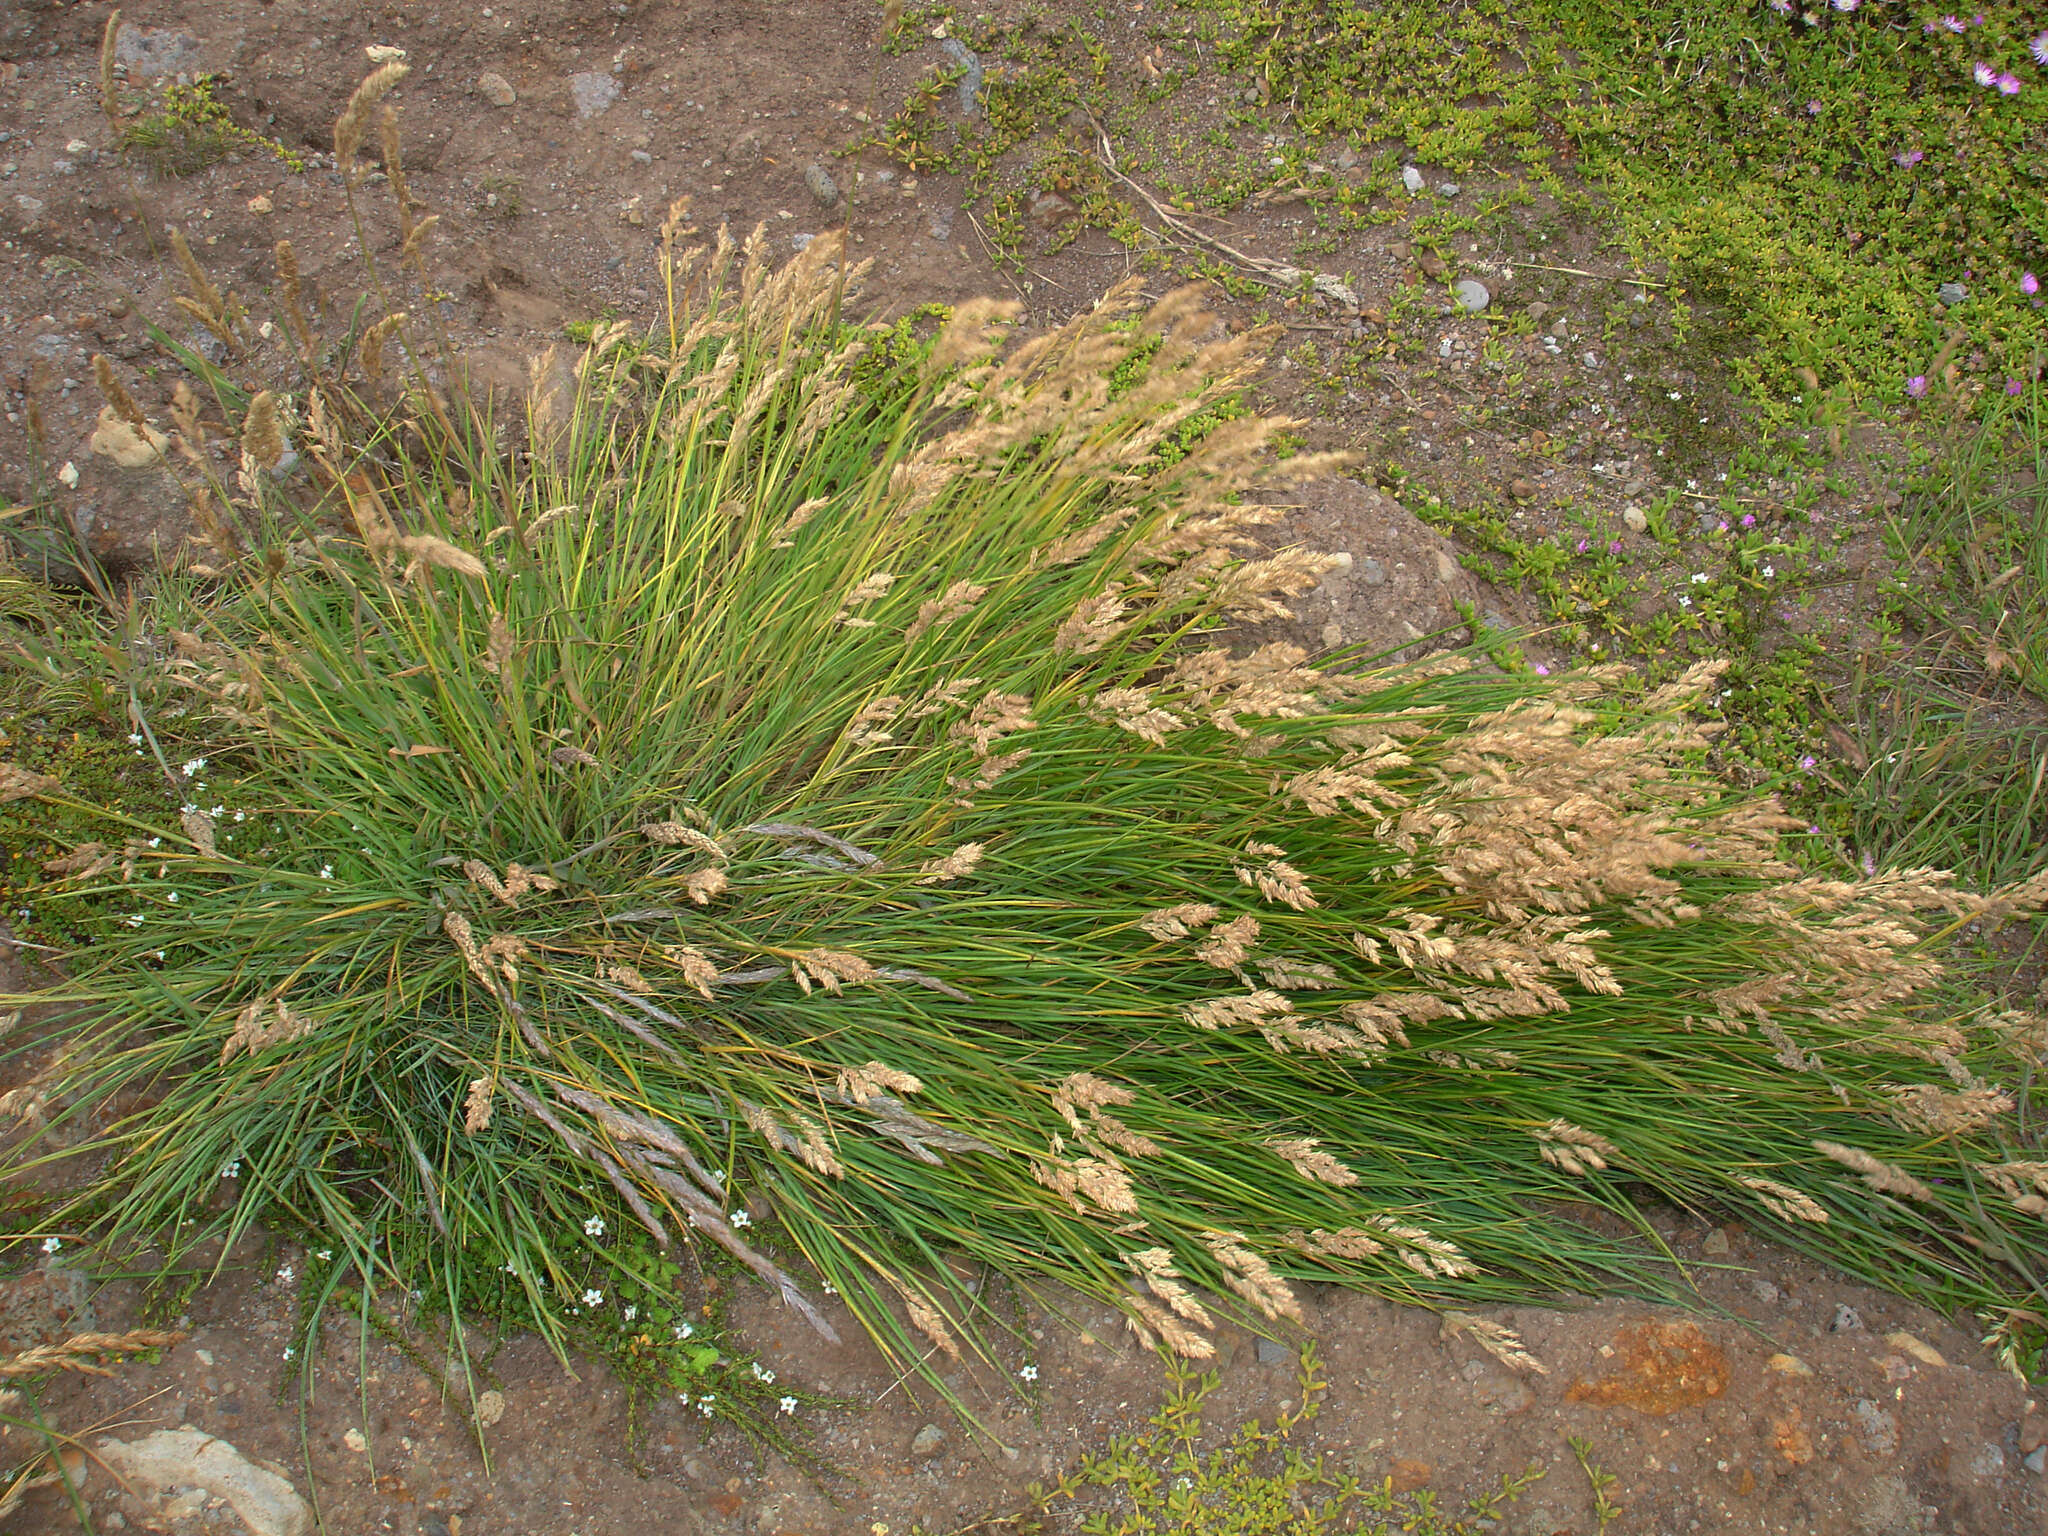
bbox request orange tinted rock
[1565,1319,1730,1415]
[1389,1457,1434,1492]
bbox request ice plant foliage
[11,232,2046,1393]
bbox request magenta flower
[1740,512,1757,527]
[1906,375,1929,397]
[1799,755,1816,770]
[1940,14,1965,32]
[2009,378,2027,395]
[1806,99,1824,115]
[1894,148,1924,167]
[1997,72,2022,95]
[1831,0,1859,10]
[1607,539,1623,554]
[2024,272,2041,296]
[1575,538,1589,552]
[1533,664,1550,676]
[2033,31,2048,66]
[1973,61,1998,86]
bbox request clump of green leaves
[1034,1344,1545,1535]
[120,76,304,179]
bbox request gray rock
[1524,300,1551,323]
[1401,165,1425,194]
[477,72,517,107]
[1622,479,1647,496]
[790,232,815,252]
[1453,278,1491,313]
[1432,548,1459,584]
[95,1429,310,1536]
[1851,1398,1899,1457]
[1438,337,1455,358]
[569,71,620,119]
[804,163,840,207]
[1831,1302,1864,1332]
[910,1423,946,1457]
[1438,181,1461,197]
[928,206,956,241]
[1621,505,1648,533]
[1937,281,1967,307]
[1550,317,1571,337]
[1358,556,1386,586]
[2025,1445,2047,1476]
[940,38,986,118]
[1965,1444,2003,1480]
[1254,1337,1294,1366]
[1335,146,1359,170]
[115,27,206,78]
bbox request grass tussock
[3,105,2046,1409]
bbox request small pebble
[1453,278,1490,313]
[1401,165,1425,194]
[1831,1303,1864,1333]
[910,1423,946,1458]
[1254,1337,1294,1366]
[1622,505,1648,533]
[1438,181,1461,196]
[1937,281,1967,307]
[804,162,840,207]
[2024,1445,2046,1476]
[1702,1227,1730,1255]
[477,71,517,107]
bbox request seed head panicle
[1137,901,1220,941]
[335,62,411,180]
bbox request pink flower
[2009,378,2027,395]
[1906,375,1929,397]
[1575,538,1589,552]
[1799,755,1816,770]
[1894,148,1924,167]
[1607,539,1623,554]
[2033,31,2048,66]
[1973,61,1998,86]
[1831,0,1858,10]
[1740,513,1757,527]
[1940,14,1965,32]
[2024,272,2041,296]
[1997,72,2022,95]
[1533,664,1550,676]
[1806,99,1824,115]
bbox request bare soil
[2,1,2044,1532]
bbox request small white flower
[220,1161,241,1178]
[181,802,199,815]
[282,1346,296,1360]
[1761,564,1776,578]
[697,1395,716,1416]
[709,1170,725,1184]
[779,1395,797,1415]
[822,1283,838,1296]
[583,1215,605,1237]
[166,891,180,903]
[209,806,224,818]
[316,1250,332,1262]
[40,1237,61,1254]
[582,1288,604,1308]
[318,865,333,880]
[126,913,146,927]
[181,757,207,777]
[730,1209,752,1228]
[127,733,143,746]
[233,811,247,822]
[147,837,161,848]
[1690,572,1709,584]
[1678,596,1692,608]
[623,1304,638,1321]
[276,1264,295,1284]
[674,1322,695,1339]
[1019,1364,1039,1382]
